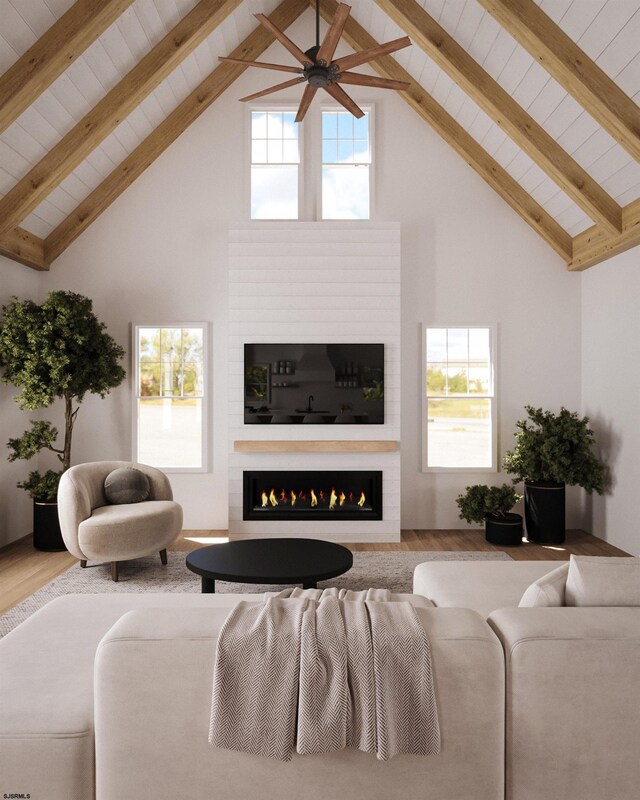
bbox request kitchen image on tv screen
[244,343,384,424]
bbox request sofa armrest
[488,608,640,800]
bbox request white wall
[0,256,42,547]
[3,12,585,542]
[581,248,640,556]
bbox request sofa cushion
[104,466,150,504]
[565,555,640,607]
[519,563,569,607]
[413,560,559,618]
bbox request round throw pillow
[104,467,150,504]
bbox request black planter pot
[33,501,66,552]
[524,481,566,544]
[485,512,523,546]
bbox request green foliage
[7,421,59,462]
[456,484,522,525]
[0,291,125,410]
[17,470,62,502]
[503,405,605,493]
[0,291,126,495]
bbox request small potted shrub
[0,291,125,551]
[456,484,523,546]
[503,406,605,544]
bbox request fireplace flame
[261,491,269,508]
[269,488,278,507]
[358,492,366,507]
[291,490,297,506]
[280,489,287,502]
[310,489,318,507]
[339,492,346,507]
[329,488,338,510]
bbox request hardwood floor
[0,528,630,616]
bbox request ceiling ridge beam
[477,0,640,165]
[44,0,310,264]
[373,0,622,236]
[0,0,244,238]
[0,0,135,135]
[314,0,571,260]
[568,199,640,271]
[0,227,48,271]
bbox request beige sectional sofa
[1,560,638,800]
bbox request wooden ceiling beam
[0,0,134,135]
[0,228,48,271]
[477,0,640,165]
[316,0,571,260]
[374,0,622,236]
[568,199,640,271]
[0,0,244,238]
[44,0,310,263]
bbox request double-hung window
[133,325,207,471]
[321,109,371,219]
[250,110,300,219]
[423,325,496,471]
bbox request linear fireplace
[243,470,383,521]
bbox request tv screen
[244,343,384,424]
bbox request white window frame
[132,322,209,474]
[247,104,304,221]
[318,103,374,221]
[421,323,498,473]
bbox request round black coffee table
[186,538,353,593]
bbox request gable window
[422,325,496,471]
[133,325,207,471]
[321,109,371,219]
[250,110,300,219]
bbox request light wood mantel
[234,440,399,453]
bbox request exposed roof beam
[477,0,640,165]
[374,0,622,235]
[568,199,640,271]
[44,0,309,263]
[316,0,571,259]
[0,0,243,238]
[0,0,134,135]
[0,228,48,271]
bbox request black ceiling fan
[219,2,412,122]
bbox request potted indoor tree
[503,405,605,544]
[456,483,523,546]
[0,291,126,551]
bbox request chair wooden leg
[111,561,119,582]
[160,549,168,565]
[80,560,87,568]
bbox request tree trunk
[62,394,75,472]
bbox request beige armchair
[57,461,183,581]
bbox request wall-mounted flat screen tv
[244,343,384,424]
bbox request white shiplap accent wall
[228,221,401,542]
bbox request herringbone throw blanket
[209,588,440,762]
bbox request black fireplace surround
[243,470,383,521]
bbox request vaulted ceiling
[1,0,640,272]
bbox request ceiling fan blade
[323,82,365,118]
[338,72,410,91]
[239,77,306,103]
[316,3,352,65]
[254,13,311,66]
[331,36,412,72]
[295,85,318,123]
[218,57,303,74]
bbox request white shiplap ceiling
[1,0,640,243]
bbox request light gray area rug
[0,549,511,638]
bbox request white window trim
[132,322,210,474]
[421,323,498,473]
[317,102,374,221]
[247,104,303,221]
